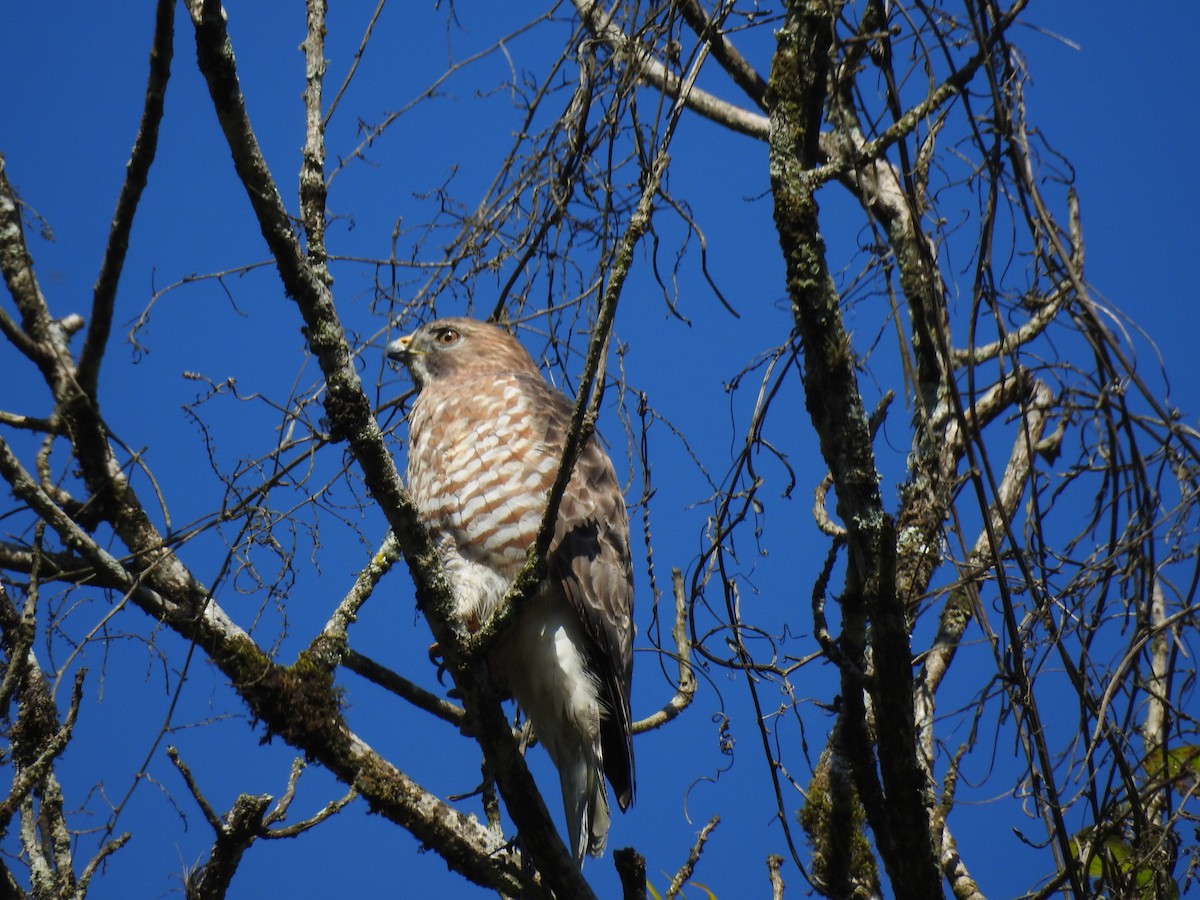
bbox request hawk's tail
[561,748,611,862]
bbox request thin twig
[321,530,403,644]
[342,649,465,727]
[631,568,696,733]
[665,815,720,899]
[324,0,387,128]
[675,0,767,108]
[571,0,768,138]
[265,786,358,838]
[167,746,222,830]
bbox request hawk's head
[388,317,539,387]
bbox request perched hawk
[388,317,635,861]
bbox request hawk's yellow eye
[436,328,460,346]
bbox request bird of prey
[388,317,634,862]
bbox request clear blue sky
[0,4,1196,898]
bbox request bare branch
[77,833,133,896]
[264,787,358,839]
[341,649,465,727]
[614,846,648,900]
[323,0,386,128]
[77,0,175,395]
[767,854,785,900]
[631,568,696,733]
[939,822,984,900]
[665,815,720,899]
[167,746,223,831]
[321,530,403,645]
[300,0,329,281]
[571,0,769,139]
[185,793,271,900]
[0,156,63,366]
[675,0,768,109]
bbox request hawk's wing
[535,382,636,810]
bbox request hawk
[388,317,635,862]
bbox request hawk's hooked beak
[386,333,414,363]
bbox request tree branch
[665,815,719,899]
[186,792,272,900]
[300,0,330,282]
[768,854,785,900]
[320,530,403,646]
[570,0,768,139]
[614,846,647,900]
[675,0,768,109]
[341,649,465,727]
[631,568,695,733]
[77,0,175,395]
[0,156,64,370]
[769,2,939,894]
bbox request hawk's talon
[428,641,451,686]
